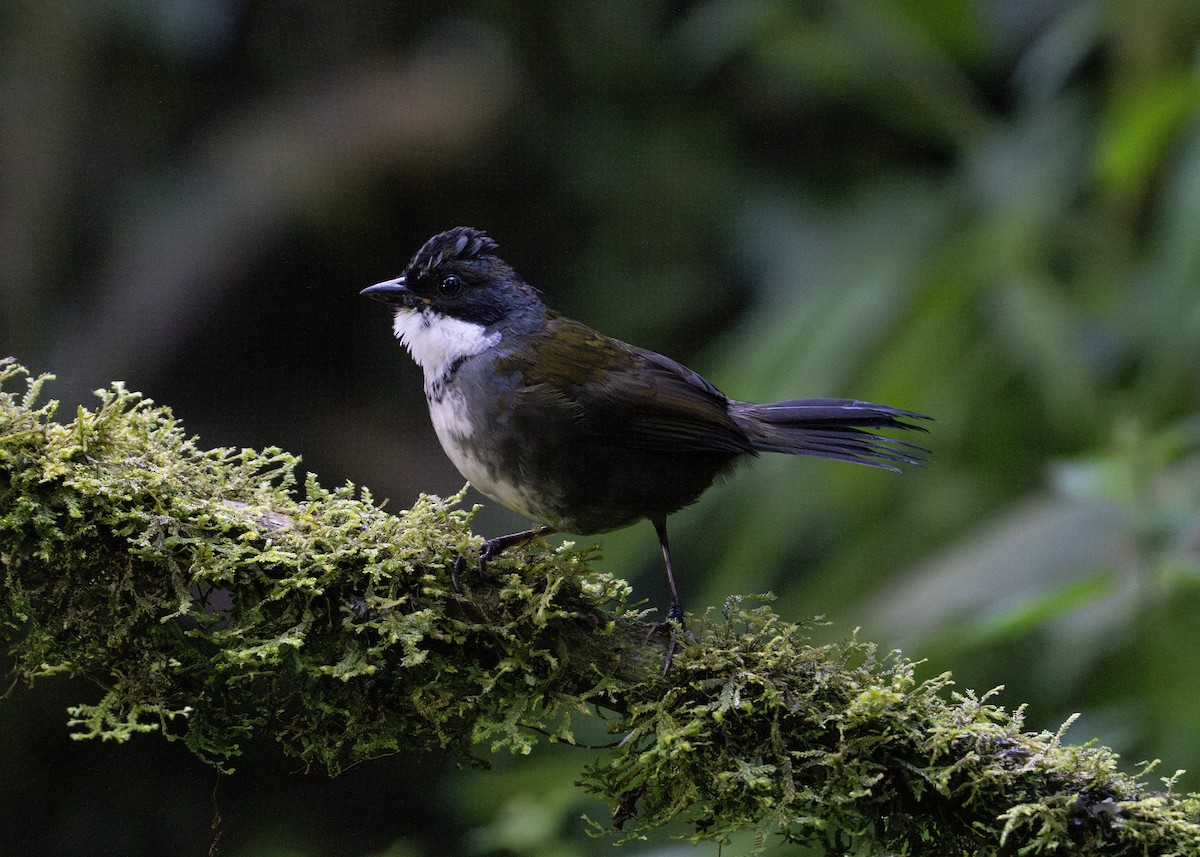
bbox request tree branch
[1,358,1197,855]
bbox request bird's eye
[437,275,464,298]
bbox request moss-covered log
[1,358,1198,855]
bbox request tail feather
[730,398,932,472]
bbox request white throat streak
[392,308,500,396]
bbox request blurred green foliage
[2,0,1200,855]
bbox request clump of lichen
[3,357,1200,855]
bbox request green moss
[0,358,634,772]
[582,601,1200,853]
[2,358,1199,854]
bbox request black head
[361,227,544,327]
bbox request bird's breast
[424,374,548,523]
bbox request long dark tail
[730,398,931,471]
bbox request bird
[362,227,929,655]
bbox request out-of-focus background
[3,1,1200,855]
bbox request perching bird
[362,227,929,647]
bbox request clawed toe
[452,526,559,590]
[647,608,694,675]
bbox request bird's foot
[450,554,468,593]
[650,602,696,675]
[480,525,558,565]
[452,526,558,590]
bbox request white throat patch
[391,307,500,386]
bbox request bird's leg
[655,518,684,623]
[652,517,692,674]
[480,526,559,563]
[452,525,559,589]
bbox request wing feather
[502,318,753,456]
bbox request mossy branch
[1,358,1197,855]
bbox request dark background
[3,1,1200,855]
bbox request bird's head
[362,227,543,327]
[362,227,545,377]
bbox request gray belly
[426,386,553,523]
